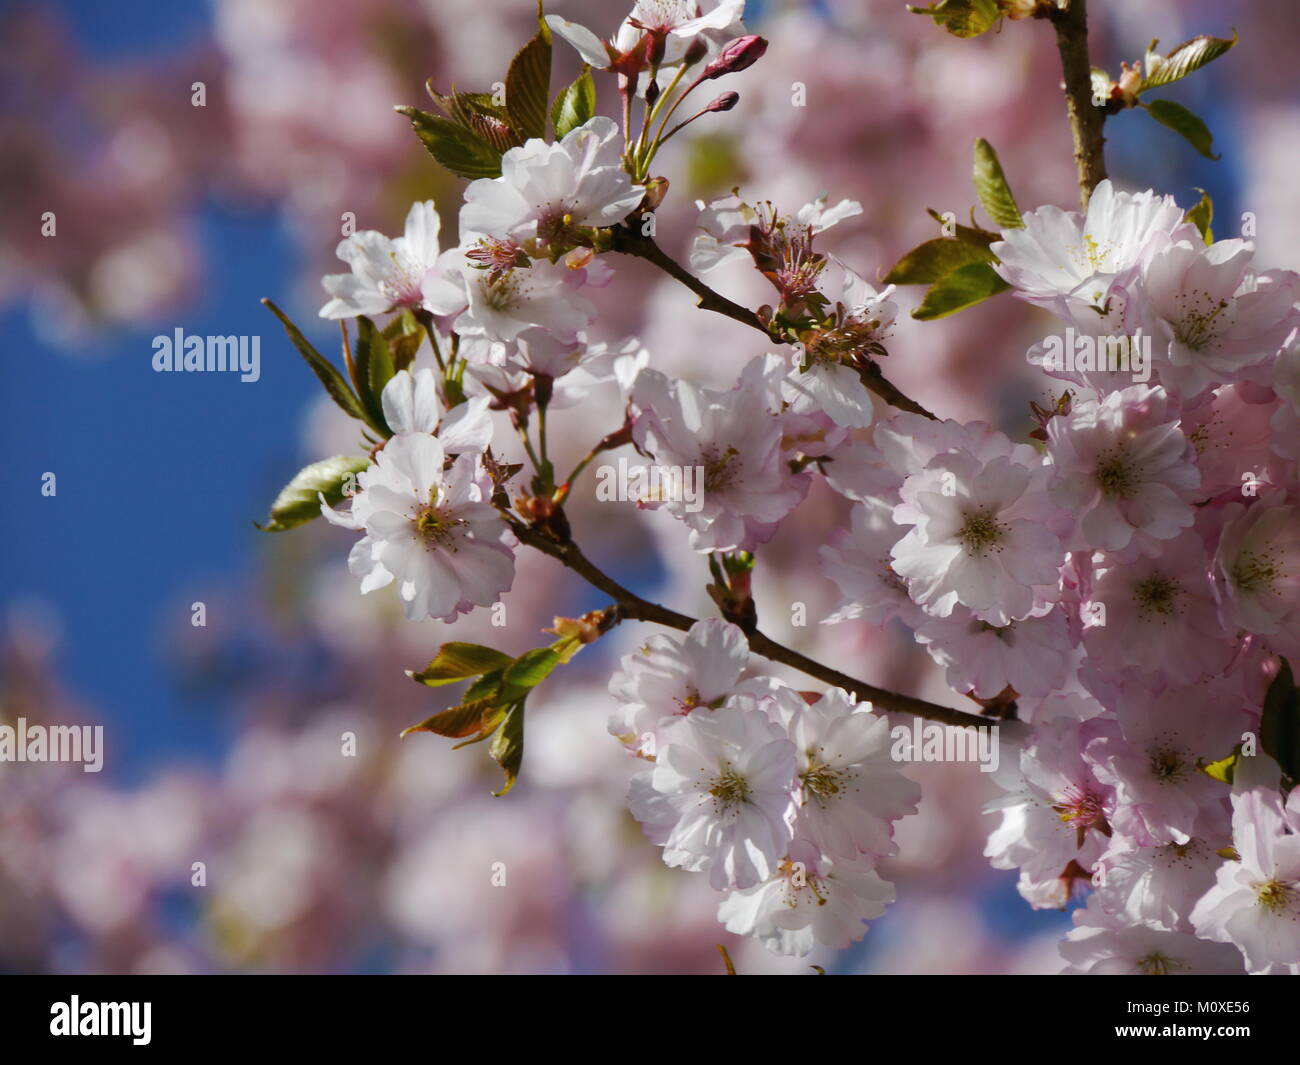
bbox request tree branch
[1044,0,1108,209]
[508,516,995,731]
[610,227,938,420]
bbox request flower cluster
[254,0,1300,972]
[611,619,918,955]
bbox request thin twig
[507,516,995,731]
[610,228,938,420]
[1042,0,1108,209]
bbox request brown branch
[1043,0,1108,209]
[610,227,938,420]
[509,516,995,731]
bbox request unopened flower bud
[704,91,740,114]
[645,78,661,108]
[702,35,768,80]
[1116,61,1143,106]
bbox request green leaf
[1186,188,1214,245]
[972,138,1022,230]
[410,643,515,687]
[883,238,995,286]
[354,316,395,435]
[401,698,500,741]
[396,105,503,179]
[256,455,370,533]
[490,700,526,796]
[551,66,595,140]
[505,18,552,141]
[1261,659,1300,787]
[911,261,1010,320]
[907,0,999,38]
[1139,32,1238,94]
[1143,98,1220,160]
[501,647,562,699]
[924,207,998,248]
[426,87,521,153]
[262,299,368,422]
[382,310,424,373]
[1199,743,1243,785]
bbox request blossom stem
[1041,0,1108,209]
[636,64,689,169]
[413,308,446,372]
[505,515,994,730]
[609,227,938,419]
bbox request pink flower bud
[704,92,740,114]
[702,35,768,80]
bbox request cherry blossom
[320,434,514,622]
[627,700,798,890]
[991,179,1193,318]
[631,360,809,552]
[319,200,443,320]
[1045,384,1201,555]
[461,118,642,253]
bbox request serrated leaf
[883,238,995,286]
[501,647,562,699]
[1261,659,1299,787]
[350,316,395,436]
[912,261,1010,320]
[262,299,368,422]
[256,455,370,533]
[1186,188,1214,245]
[490,700,526,796]
[505,20,552,141]
[1144,98,1220,160]
[362,316,396,429]
[972,138,1022,230]
[907,0,999,38]
[410,643,515,687]
[396,106,503,179]
[551,66,595,140]
[401,698,500,740]
[1139,32,1238,93]
[924,207,998,248]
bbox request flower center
[1135,951,1183,975]
[807,312,888,365]
[413,499,465,551]
[959,509,1005,557]
[377,250,425,307]
[1095,448,1136,497]
[708,766,751,809]
[1133,573,1182,618]
[1232,549,1280,594]
[802,761,848,803]
[466,237,528,284]
[1148,745,1187,783]
[701,445,740,493]
[1254,879,1295,913]
[1052,786,1106,831]
[1172,291,1231,351]
[631,0,693,32]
